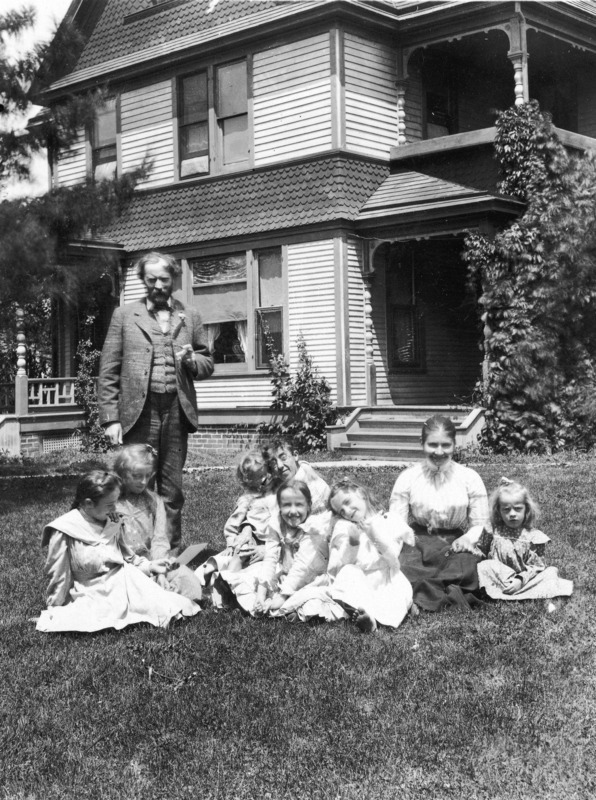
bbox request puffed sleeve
[465,468,489,528]
[44,530,73,607]
[223,493,253,548]
[528,529,550,559]
[389,468,413,523]
[362,512,412,569]
[149,493,170,560]
[476,526,493,557]
[327,520,360,577]
[117,519,152,574]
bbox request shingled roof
[75,0,281,73]
[102,154,388,252]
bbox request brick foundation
[187,425,270,458]
[20,432,42,455]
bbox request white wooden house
[4,0,596,458]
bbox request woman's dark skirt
[400,528,484,612]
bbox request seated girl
[475,477,573,601]
[197,450,278,605]
[274,479,415,633]
[263,438,330,513]
[220,479,317,617]
[114,444,203,602]
[36,471,200,633]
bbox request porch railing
[28,378,77,408]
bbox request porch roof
[101,154,388,252]
[356,169,524,227]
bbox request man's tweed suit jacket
[98,298,214,435]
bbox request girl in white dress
[475,477,573,601]
[275,479,414,633]
[197,450,278,605]
[221,479,315,617]
[115,444,203,601]
[37,471,200,633]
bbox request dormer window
[92,98,117,180]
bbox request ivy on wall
[464,101,596,453]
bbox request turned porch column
[507,13,529,106]
[14,306,28,416]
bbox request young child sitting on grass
[474,477,573,602]
[36,470,200,633]
[197,449,279,603]
[219,479,318,617]
[114,444,202,602]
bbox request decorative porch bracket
[15,306,28,416]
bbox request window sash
[255,307,283,369]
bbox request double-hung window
[91,97,117,180]
[191,247,284,372]
[179,71,209,177]
[178,58,249,179]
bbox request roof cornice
[41,0,400,101]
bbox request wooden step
[346,431,420,445]
[339,442,422,460]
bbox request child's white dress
[36,510,200,633]
[476,526,573,600]
[117,491,203,601]
[220,512,328,616]
[280,512,415,629]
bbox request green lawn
[0,460,594,800]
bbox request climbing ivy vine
[464,101,596,453]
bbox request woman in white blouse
[389,415,489,612]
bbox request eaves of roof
[101,153,389,253]
[355,168,523,234]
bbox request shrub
[259,332,338,452]
[74,337,111,453]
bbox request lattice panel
[42,433,82,453]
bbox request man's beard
[149,288,171,308]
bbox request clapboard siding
[578,73,596,138]
[122,264,146,304]
[195,376,273,409]
[344,33,397,158]
[346,237,367,405]
[287,240,337,401]
[121,80,174,188]
[253,34,332,164]
[55,128,87,187]
[405,66,424,142]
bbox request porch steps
[333,406,477,461]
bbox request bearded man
[98,251,214,552]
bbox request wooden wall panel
[195,376,272,408]
[287,239,337,402]
[344,33,397,157]
[121,80,175,187]
[55,128,87,186]
[253,34,332,164]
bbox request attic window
[124,0,193,24]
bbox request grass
[1,459,595,799]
